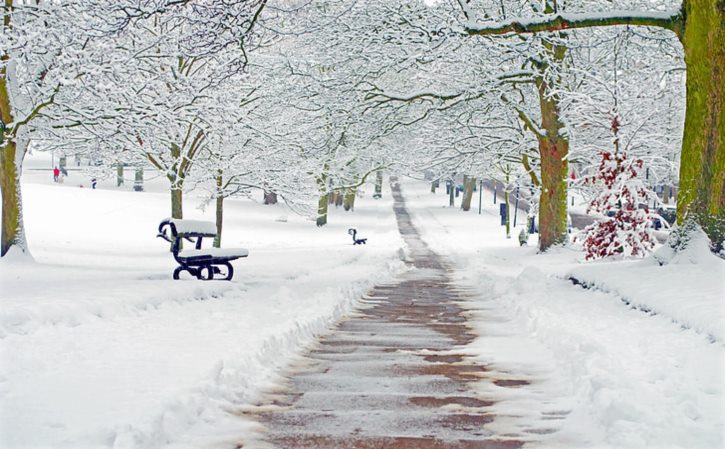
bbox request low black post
[513,187,519,227]
[493,183,497,204]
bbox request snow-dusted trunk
[537,42,569,251]
[263,190,278,205]
[678,0,725,251]
[374,170,383,198]
[171,188,183,220]
[133,167,144,191]
[0,140,29,257]
[343,189,356,211]
[116,164,124,187]
[316,194,328,227]
[316,170,329,227]
[0,23,28,257]
[461,176,476,211]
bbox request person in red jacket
[53,166,60,182]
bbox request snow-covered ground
[2,162,723,449]
[0,155,404,449]
[400,178,724,449]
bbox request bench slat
[178,247,249,260]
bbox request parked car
[650,213,671,243]
[656,204,677,225]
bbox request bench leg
[173,266,184,280]
[197,265,214,280]
[220,262,234,281]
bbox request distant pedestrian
[60,166,68,176]
[91,178,97,189]
[53,166,59,182]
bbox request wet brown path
[243,181,525,449]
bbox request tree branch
[464,10,684,40]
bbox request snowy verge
[565,228,725,343]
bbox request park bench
[157,218,248,281]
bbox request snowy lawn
[0,161,404,449]
[399,178,724,449]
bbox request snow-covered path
[241,180,537,448]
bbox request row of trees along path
[239,181,555,448]
[460,0,724,252]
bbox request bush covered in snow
[579,151,654,260]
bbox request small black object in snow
[157,218,249,281]
[348,228,367,245]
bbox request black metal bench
[157,218,249,281]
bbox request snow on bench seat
[177,247,250,261]
[165,218,217,236]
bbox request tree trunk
[663,185,671,204]
[431,180,439,193]
[343,190,356,211]
[461,176,476,211]
[133,167,144,192]
[0,140,29,257]
[171,187,183,219]
[677,0,725,251]
[263,190,278,205]
[214,173,223,248]
[116,163,124,187]
[536,40,570,251]
[335,191,343,207]
[449,181,455,207]
[317,194,329,227]
[374,170,383,198]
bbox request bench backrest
[159,218,217,238]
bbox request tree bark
[343,189,356,211]
[461,176,477,211]
[263,190,278,205]
[133,167,144,191]
[677,0,725,251]
[116,163,124,187]
[374,170,383,198]
[317,193,329,227]
[171,186,183,219]
[431,180,439,193]
[536,40,570,251]
[0,140,28,257]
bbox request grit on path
[241,181,544,449]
